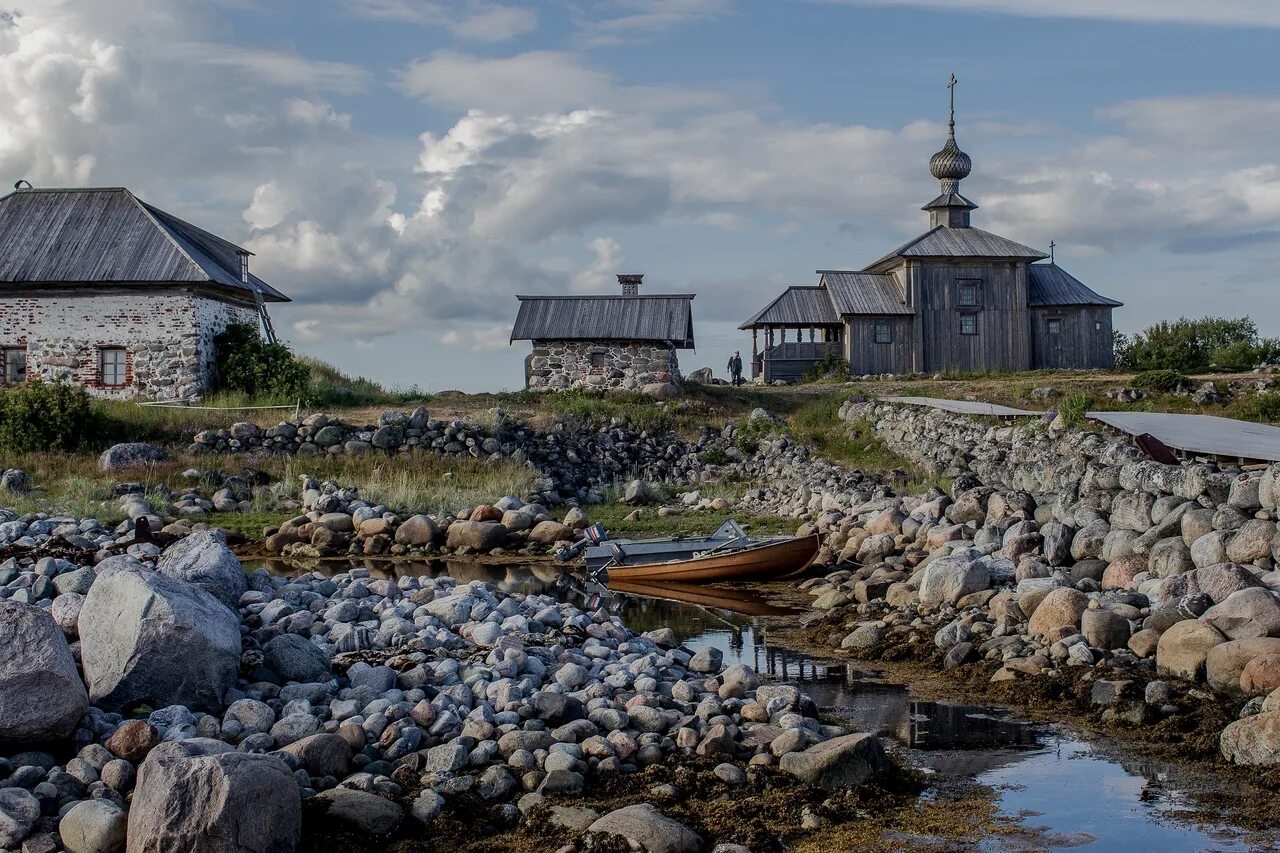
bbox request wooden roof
[1028,263,1123,307]
[820,272,913,315]
[867,225,1048,271]
[511,294,695,347]
[738,286,839,329]
[0,187,288,302]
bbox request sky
[2,0,1277,391]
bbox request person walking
[727,350,744,386]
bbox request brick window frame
[99,347,128,387]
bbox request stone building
[741,82,1122,382]
[510,274,695,393]
[0,185,288,399]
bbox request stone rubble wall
[0,290,257,399]
[525,340,681,393]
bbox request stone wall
[525,340,681,392]
[0,289,257,399]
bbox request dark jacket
[728,355,743,374]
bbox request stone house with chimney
[0,185,288,399]
[510,274,695,393]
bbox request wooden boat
[575,520,820,583]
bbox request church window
[1,347,25,385]
[1047,319,1062,335]
[873,321,892,344]
[1095,321,1103,331]
[957,279,982,307]
[960,315,977,335]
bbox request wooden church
[741,79,1122,382]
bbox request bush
[1057,393,1092,428]
[732,416,781,454]
[213,324,309,399]
[0,382,102,451]
[1117,316,1277,373]
[802,352,850,382]
[1132,369,1189,393]
[1243,392,1280,424]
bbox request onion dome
[929,129,971,182]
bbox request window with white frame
[873,321,892,344]
[960,314,978,336]
[1,347,25,385]
[1047,318,1063,334]
[99,347,127,387]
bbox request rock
[394,515,442,547]
[445,521,506,551]
[1162,562,1264,605]
[410,790,444,825]
[778,733,887,790]
[688,648,722,674]
[106,720,159,763]
[1101,554,1147,590]
[127,738,300,853]
[59,800,127,853]
[1202,588,1280,640]
[279,733,350,777]
[1240,654,1280,696]
[686,367,713,383]
[527,521,575,546]
[1220,710,1280,765]
[1205,638,1280,697]
[0,601,89,743]
[1227,519,1278,563]
[1127,628,1161,659]
[919,557,988,606]
[263,634,332,683]
[1027,588,1089,640]
[1081,609,1131,650]
[314,789,403,836]
[155,530,246,611]
[99,443,166,472]
[80,564,240,713]
[587,803,704,853]
[624,480,651,505]
[0,789,39,849]
[1156,619,1227,680]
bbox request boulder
[587,803,704,853]
[99,443,166,472]
[59,800,127,853]
[445,520,506,552]
[314,789,403,835]
[1155,619,1227,681]
[80,564,240,713]
[0,788,39,849]
[527,521,575,546]
[1160,563,1264,605]
[394,515,442,547]
[1101,554,1147,590]
[1205,638,1280,697]
[624,480,651,505]
[0,601,89,744]
[1240,654,1280,697]
[127,738,300,853]
[1027,588,1089,640]
[263,634,332,683]
[1227,519,1278,563]
[778,733,886,790]
[1220,710,1280,765]
[1202,588,1280,640]
[918,557,989,607]
[279,733,351,778]
[1081,609,1131,650]
[155,530,246,611]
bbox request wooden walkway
[877,396,1043,418]
[1086,412,1280,464]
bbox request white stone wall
[0,289,258,399]
[526,340,681,391]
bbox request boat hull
[604,534,820,583]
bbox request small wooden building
[0,185,288,399]
[742,86,1121,381]
[511,274,695,393]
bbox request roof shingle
[511,294,695,347]
[1028,263,1123,307]
[739,286,839,329]
[820,272,913,315]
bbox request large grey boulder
[778,733,887,790]
[1161,562,1265,605]
[587,803,704,853]
[59,800,127,853]
[444,520,506,551]
[1203,588,1280,640]
[313,788,403,835]
[1220,710,1280,765]
[0,788,40,848]
[98,443,166,472]
[80,564,240,713]
[127,738,299,853]
[0,600,89,743]
[263,634,332,683]
[155,530,246,611]
[918,557,988,606]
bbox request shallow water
[260,558,1280,852]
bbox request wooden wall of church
[1030,306,1115,369]
[917,261,1031,373]
[845,316,914,374]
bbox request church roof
[511,294,695,347]
[1028,263,1123,307]
[0,186,288,301]
[866,225,1048,271]
[738,286,839,329]
[821,271,913,315]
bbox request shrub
[802,352,850,382]
[213,323,309,399]
[1117,315,1276,373]
[1132,369,1189,393]
[732,415,781,454]
[1243,392,1280,424]
[0,381,102,452]
[1057,394,1092,428]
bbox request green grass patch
[583,501,798,538]
[203,511,292,538]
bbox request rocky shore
[0,524,900,853]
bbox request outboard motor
[554,523,608,562]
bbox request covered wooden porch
[738,286,843,382]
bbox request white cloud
[399,51,614,112]
[173,42,370,93]
[441,323,513,351]
[346,0,537,40]
[808,0,1280,28]
[571,237,624,293]
[574,0,733,44]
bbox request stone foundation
[525,340,681,392]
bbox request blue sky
[3,0,1277,390]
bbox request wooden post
[751,329,759,378]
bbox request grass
[584,501,798,538]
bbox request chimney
[617,273,643,296]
